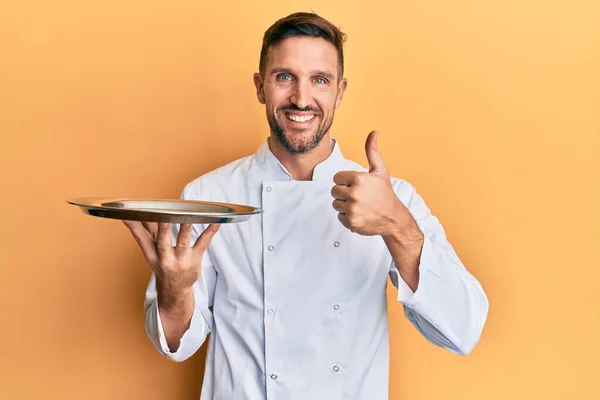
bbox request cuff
[152,297,208,362]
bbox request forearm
[382,203,424,292]
[156,280,195,352]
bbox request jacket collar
[255,137,345,182]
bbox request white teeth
[287,114,315,123]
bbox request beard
[267,105,334,154]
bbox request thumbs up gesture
[331,131,419,239]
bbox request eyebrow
[270,67,336,81]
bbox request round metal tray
[66,197,263,224]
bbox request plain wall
[1,0,598,399]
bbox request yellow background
[1,0,599,399]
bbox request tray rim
[66,197,263,218]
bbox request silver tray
[67,197,263,224]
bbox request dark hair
[259,12,347,79]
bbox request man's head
[254,12,348,154]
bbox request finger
[192,224,221,254]
[122,220,159,266]
[174,223,193,257]
[365,130,387,175]
[333,171,356,186]
[331,184,353,201]
[337,213,351,231]
[123,220,149,240]
[332,199,348,213]
[142,221,158,240]
[156,222,174,258]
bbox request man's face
[254,36,347,154]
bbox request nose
[289,80,310,109]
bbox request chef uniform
[144,138,489,400]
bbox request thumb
[365,131,387,174]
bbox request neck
[268,134,333,181]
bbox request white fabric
[144,138,489,400]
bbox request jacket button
[334,241,340,247]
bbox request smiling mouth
[285,112,316,123]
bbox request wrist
[156,279,194,311]
[383,225,423,255]
[383,202,424,247]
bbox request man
[124,12,489,400]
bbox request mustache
[278,104,321,114]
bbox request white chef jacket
[144,138,489,400]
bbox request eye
[313,77,327,84]
[278,73,293,82]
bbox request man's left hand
[331,131,422,243]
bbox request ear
[253,72,266,104]
[335,78,348,109]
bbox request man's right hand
[123,221,220,293]
[122,220,220,351]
